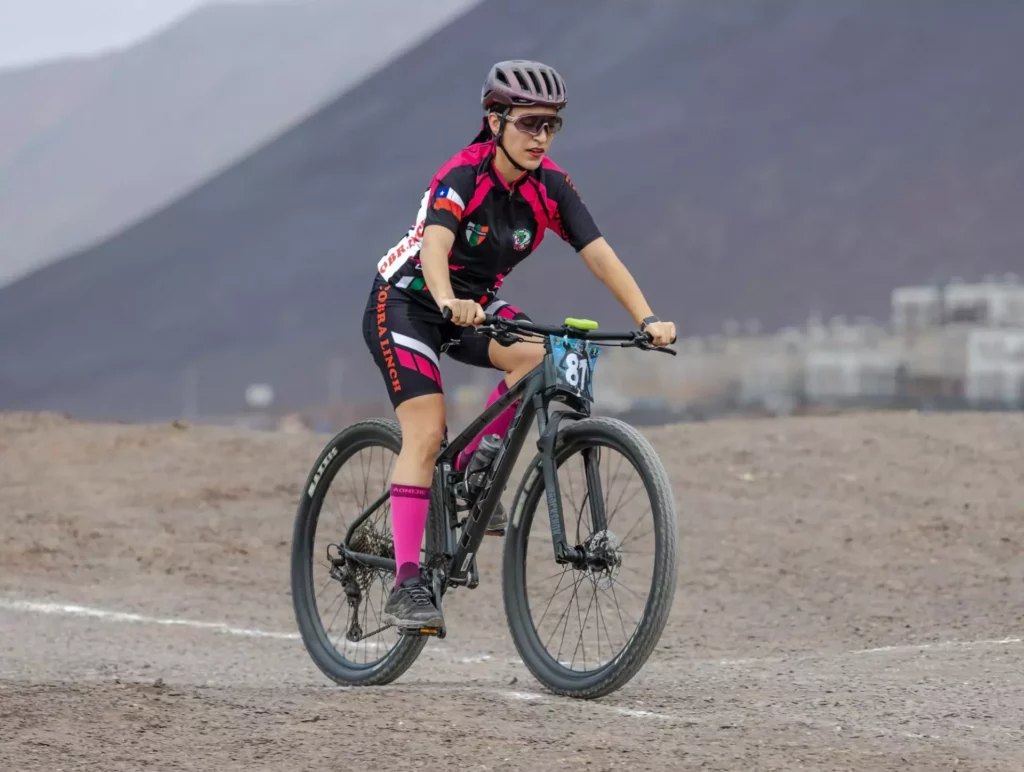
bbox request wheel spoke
[557,571,588,663]
[605,452,625,524]
[583,447,607,534]
[360,446,371,510]
[594,584,616,661]
[534,565,572,632]
[607,580,634,643]
[619,512,654,547]
[570,578,598,670]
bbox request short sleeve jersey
[375,139,601,305]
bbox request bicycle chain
[351,622,393,641]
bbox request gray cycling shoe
[382,576,444,630]
[486,501,508,535]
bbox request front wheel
[502,417,678,699]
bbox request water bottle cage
[458,434,502,503]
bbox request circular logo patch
[512,228,532,251]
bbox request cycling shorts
[362,275,531,409]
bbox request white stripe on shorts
[391,331,441,369]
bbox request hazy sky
[0,0,259,69]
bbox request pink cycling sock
[390,483,430,587]
[457,378,518,471]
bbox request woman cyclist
[363,59,677,630]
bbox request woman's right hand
[439,298,486,326]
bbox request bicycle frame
[341,333,595,587]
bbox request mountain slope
[2,0,1023,421]
[0,55,116,174]
[0,0,480,286]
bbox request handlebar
[440,306,677,355]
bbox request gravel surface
[2,410,1022,770]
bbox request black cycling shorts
[362,275,531,409]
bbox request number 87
[562,351,589,391]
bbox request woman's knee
[491,339,544,375]
[395,394,446,457]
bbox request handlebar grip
[441,305,497,325]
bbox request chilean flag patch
[433,186,465,219]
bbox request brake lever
[636,342,678,356]
[633,332,678,356]
[471,323,520,348]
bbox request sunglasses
[505,113,564,136]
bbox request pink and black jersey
[375,139,601,305]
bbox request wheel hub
[580,529,622,589]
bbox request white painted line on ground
[4,594,1022,676]
[715,634,1024,667]
[505,690,543,701]
[458,654,494,664]
[496,689,677,721]
[0,598,300,640]
[0,596,502,666]
[849,636,1023,656]
[6,594,1024,729]
[615,706,676,720]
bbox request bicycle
[290,311,679,699]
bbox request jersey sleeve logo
[433,186,466,219]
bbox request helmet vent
[539,70,553,96]
[512,69,531,92]
[526,69,544,95]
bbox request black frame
[337,317,670,591]
[340,336,582,584]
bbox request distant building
[739,354,803,413]
[965,328,1024,408]
[892,275,1024,332]
[804,349,903,403]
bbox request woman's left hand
[644,321,677,347]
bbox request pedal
[397,625,446,639]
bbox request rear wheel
[290,418,447,686]
[502,417,677,698]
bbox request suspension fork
[534,401,589,565]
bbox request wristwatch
[640,315,659,331]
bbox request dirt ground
[2,409,1023,771]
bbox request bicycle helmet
[481,59,568,111]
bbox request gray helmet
[481,59,567,112]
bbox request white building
[964,328,1024,407]
[892,276,1024,332]
[739,354,803,409]
[804,349,904,402]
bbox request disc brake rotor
[582,529,622,590]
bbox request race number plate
[550,335,600,402]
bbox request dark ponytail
[469,115,495,145]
